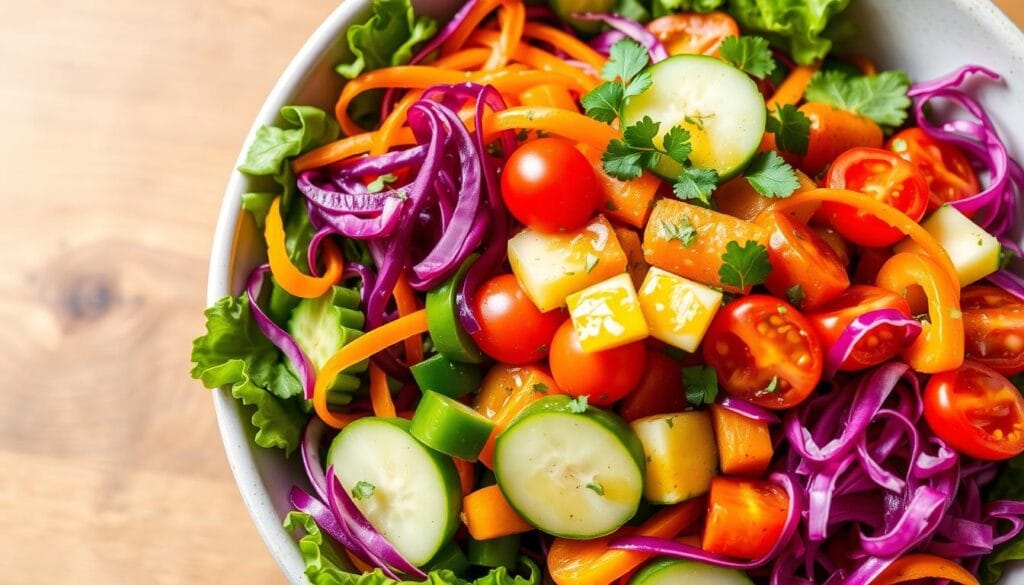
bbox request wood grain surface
[0,1,1020,583]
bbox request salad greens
[334,0,437,79]
[982,454,1024,584]
[805,69,913,127]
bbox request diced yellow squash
[637,267,723,352]
[630,411,718,504]
[508,215,628,312]
[895,205,1001,287]
[566,273,650,352]
[614,226,650,290]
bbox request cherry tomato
[501,138,601,233]
[618,351,688,421]
[961,286,1024,376]
[851,246,892,285]
[471,274,565,364]
[807,285,912,372]
[887,128,981,212]
[924,361,1024,460]
[549,320,646,405]
[646,12,739,56]
[703,477,789,560]
[702,295,823,410]
[811,226,852,267]
[758,210,849,310]
[823,147,929,247]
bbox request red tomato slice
[806,285,913,371]
[702,295,823,409]
[887,128,981,212]
[703,477,789,560]
[823,147,929,247]
[924,361,1024,460]
[962,286,1024,376]
[645,12,739,56]
[758,210,850,310]
[501,138,601,233]
[549,320,646,405]
[471,274,565,364]
[618,351,687,421]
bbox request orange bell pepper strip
[485,0,526,70]
[875,253,964,373]
[469,30,599,90]
[462,484,534,540]
[265,197,343,299]
[368,363,395,418]
[313,310,429,429]
[767,63,820,109]
[522,22,606,71]
[771,189,959,290]
[442,0,502,55]
[485,106,619,152]
[548,498,706,585]
[519,84,579,111]
[871,554,978,585]
[292,131,381,173]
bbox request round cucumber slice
[326,417,461,566]
[410,391,496,461]
[494,395,645,539]
[629,559,754,585]
[621,55,767,181]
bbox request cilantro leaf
[805,70,912,127]
[719,36,776,79]
[759,376,779,395]
[661,126,694,164]
[351,480,376,500]
[765,104,811,154]
[623,116,661,149]
[602,39,650,86]
[744,151,800,198]
[601,139,644,180]
[719,240,772,290]
[582,82,625,124]
[661,217,697,248]
[586,481,605,496]
[684,365,719,407]
[568,395,589,414]
[366,173,398,193]
[786,284,806,307]
[624,70,653,99]
[674,166,719,205]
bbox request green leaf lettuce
[335,0,437,79]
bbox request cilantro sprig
[581,40,652,123]
[766,104,810,155]
[805,70,912,128]
[744,151,800,198]
[351,480,376,501]
[684,365,719,407]
[661,216,697,248]
[719,240,772,290]
[719,36,776,80]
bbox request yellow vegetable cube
[631,411,718,504]
[637,267,723,352]
[566,273,649,352]
[508,215,628,312]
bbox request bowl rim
[205,0,1024,583]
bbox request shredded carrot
[522,23,606,71]
[519,84,579,111]
[469,30,599,90]
[442,0,503,55]
[313,310,429,429]
[346,550,374,573]
[770,189,959,291]
[393,275,423,365]
[871,554,978,585]
[485,1,526,70]
[485,106,619,151]
[767,63,820,109]
[264,197,343,298]
[368,363,396,418]
[293,131,377,173]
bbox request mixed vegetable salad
[191,0,1024,583]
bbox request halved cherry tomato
[757,210,849,310]
[549,319,646,405]
[807,285,913,371]
[501,138,601,233]
[924,361,1024,460]
[961,286,1024,376]
[703,477,789,560]
[851,246,892,285]
[472,274,566,364]
[887,128,981,212]
[823,147,929,247]
[702,295,823,410]
[645,12,739,57]
[618,351,687,421]
[811,225,852,267]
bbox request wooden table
[0,1,1020,583]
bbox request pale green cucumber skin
[621,54,767,182]
[409,391,495,461]
[629,559,755,585]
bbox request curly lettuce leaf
[335,0,437,79]
[285,512,541,585]
[239,106,339,177]
[191,295,305,453]
[981,450,1024,584]
[727,0,852,65]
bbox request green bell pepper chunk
[425,255,483,363]
[468,535,521,570]
[410,354,482,399]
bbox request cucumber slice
[494,395,645,539]
[326,417,461,566]
[288,285,367,400]
[548,0,616,34]
[621,55,767,181]
[629,559,754,585]
[426,255,484,364]
[468,535,520,570]
[410,391,496,461]
[410,354,482,399]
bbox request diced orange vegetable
[642,199,769,293]
[477,367,561,468]
[576,143,661,228]
[619,351,688,422]
[703,477,789,560]
[766,63,820,109]
[791,103,884,177]
[547,499,705,585]
[614,227,650,290]
[871,554,978,585]
[709,405,773,476]
[462,484,534,540]
[454,457,476,497]
[713,170,818,224]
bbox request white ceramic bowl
[207,1,1024,582]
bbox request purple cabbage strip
[823,309,922,378]
[717,395,781,424]
[289,486,367,559]
[573,13,667,62]
[300,417,334,502]
[245,265,317,400]
[589,29,627,56]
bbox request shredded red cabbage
[589,29,626,56]
[718,395,782,424]
[573,13,667,62]
[300,417,334,502]
[245,265,316,399]
[823,309,922,378]
[988,269,1024,303]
